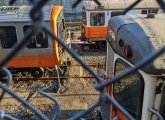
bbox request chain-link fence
[0,0,165,120]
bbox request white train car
[81,0,161,42]
[103,13,165,120]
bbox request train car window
[57,21,65,54]
[57,10,65,54]
[58,21,65,41]
[23,26,48,48]
[113,59,144,119]
[82,11,87,26]
[0,26,17,49]
[141,9,159,14]
[90,12,105,26]
[141,10,148,14]
[111,11,123,17]
[57,9,65,40]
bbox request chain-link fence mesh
[0,0,165,120]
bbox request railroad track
[1,64,105,81]
[1,84,100,119]
[1,92,100,106]
[1,83,100,117]
[0,76,97,82]
[0,50,105,119]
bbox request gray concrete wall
[0,0,30,5]
[62,0,84,19]
[0,0,84,18]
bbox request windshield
[90,12,105,26]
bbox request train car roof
[108,14,165,75]
[109,14,165,41]
[85,0,161,11]
[0,5,60,22]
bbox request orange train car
[0,5,70,78]
[81,0,161,42]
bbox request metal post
[61,0,62,5]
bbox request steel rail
[0,82,49,120]
[42,22,136,120]
[38,91,61,120]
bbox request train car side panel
[84,26,107,40]
[0,56,56,68]
[0,6,65,68]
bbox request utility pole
[60,0,63,5]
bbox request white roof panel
[85,0,161,11]
[0,5,52,22]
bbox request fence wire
[0,0,165,120]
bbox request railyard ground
[0,30,106,119]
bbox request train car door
[112,58,144,120]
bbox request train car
[81,0,161,44]
[103,13,165,120]
[0,5,70,78]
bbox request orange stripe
[0,56,57,68]
[51,6,63,65]
[84,26,108,39]
[116,111,128,120]
[104,77,112,94]
[104,77,127,120]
